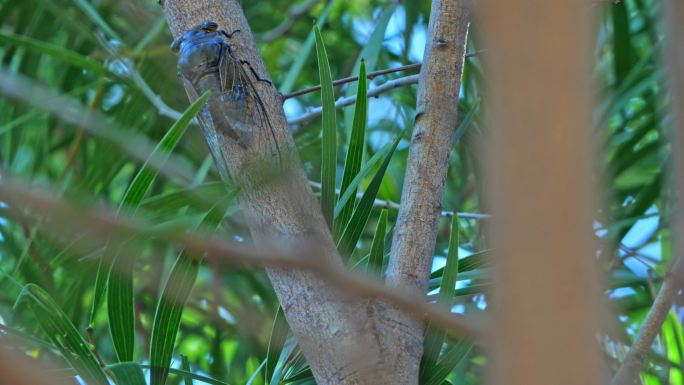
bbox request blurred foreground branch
[0,348,73,385]
[0,177,484,340]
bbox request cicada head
[171,20,221,53]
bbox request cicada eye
[200,21,219,32]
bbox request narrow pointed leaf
[0,32,118,79]
[280,2,333,94]
[334,141,392,218]
[266,306,290,384]
[16,283,109,385]
[423,341,473,385]
[343,6,396,136]
[420,216,459,381]
[337,132,402,257]
[105,91,211,363]
[149,203,226,385]
[110,362,147,385]
[140,366,230,385]
[335,60,368,240]
[314,23,337,228]
[367,208,388,272]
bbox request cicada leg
[220,29,241,39]
[238,59,272,86]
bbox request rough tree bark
[382,0,471,382]
[161,2,393,384]
[160,1,471,384]
[478,1,605,385]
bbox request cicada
[171,21,280,166]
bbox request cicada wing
[179,72,232,180]
[234,61,282,163]
[215,46,254,147]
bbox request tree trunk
[160,1,471,383]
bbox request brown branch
[379,1,472,383]
[609,259,684,385]
[0,348,74,385]
[308,180,492,219]
[0,177,485,341]
[284,63,422,100]
[480,0,605,385]
[288,74,419,125]
[283,50,483,100]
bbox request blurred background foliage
[0,0,678,384]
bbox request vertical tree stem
[382,0,471,382]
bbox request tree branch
[283,51,482,100]
[480,0,605,384]
[308,180,492,219]
[288,74,419,126]
[0,177,485,341]
[379,0,472,383]
[609,259,684,385]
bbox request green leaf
[367,208,388,272]
[314,23,337,229]
[181,355,194,385]
[140,366,230,385]
[110,362,147,385]
[422,341,473,385]
[107,259,135,362]
[119,91,211,211]
[149,204,226,385]
[420,216,459,382]
[16,284,109,385]
[334,140,393,218]
[611,3,636,87]
[105,91,211,363]
[279,2,333,94]
[335,59,368,240]
[663,311,684,385]
[0,32,119,80]
[266,306,290,384]
[337,132,402,257]
[430,249,490,280]
[72,0,122,41]
[343,5,396,138]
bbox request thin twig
[609,258,684,385]
[308,180,491,219]
[288,74,419,125]
[95,32,191,123]
[0,178,485,340]
[86,327,115,379]
[284,63,420,100]
[283,50,483,100]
